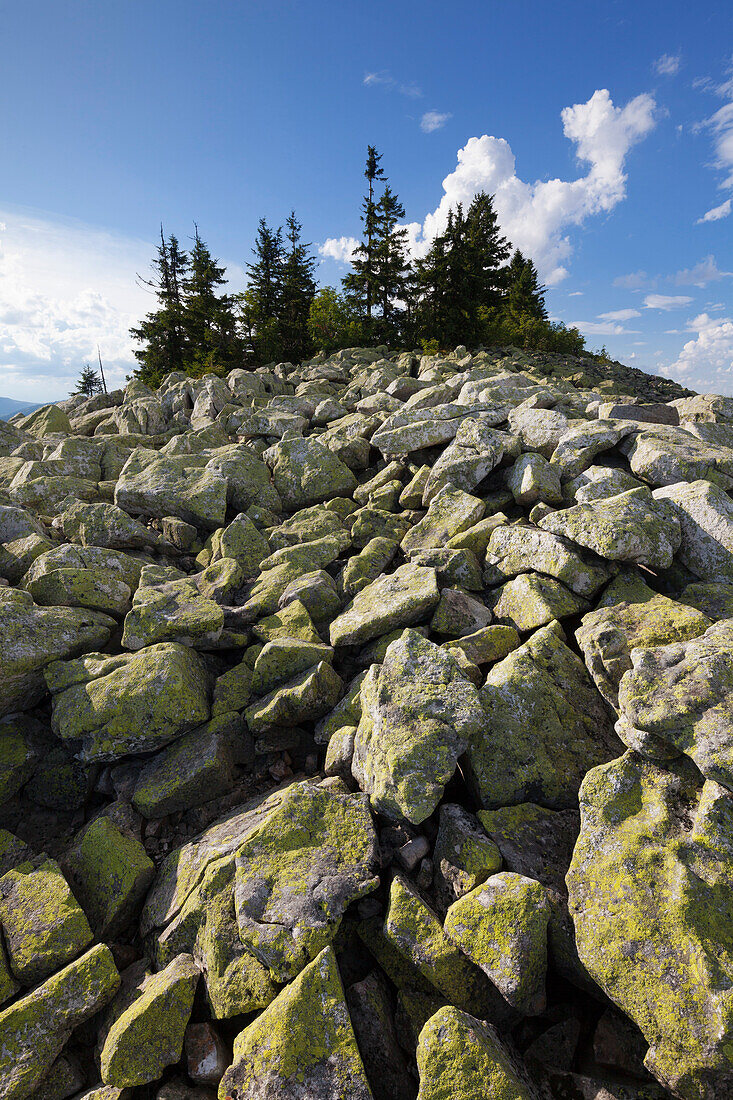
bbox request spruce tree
[343,145,386,326]
[242,218,285,362]
[504,249,547,322]
[373,185,409,341]
[279,211,317,362]
[130,228,189,386]
[182,226,241,376]
[71,364,104,396]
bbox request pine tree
[504,249,547,322]
[373,185,409,341]
[242,218,285,362]
[130,228,189,386]
[343,145,386,326]
[71,364,104,396]
[182,226,241,376]
[279,211,317,362]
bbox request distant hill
[0,397,44,420]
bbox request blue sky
[0,0,731,400]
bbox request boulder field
[3,343,733,1098]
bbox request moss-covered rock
[469,621,620,809]
[402,484,485,553]
[251,598,322,645]
[131,716,239,818]
[383,876,503,1019]
[47,642,211,761]
[330,563,439,647]
[442,623,520,666]
[115,448,227,530]
[0,944,119,1100]
[539,487,681,569]
[0,715,42,805]
[63,816,155,938]
[218,946,373,1100]
[617,618,733,785]
[245,660,343,734]
[485,524,612,597]
[567,751,733,1097]
[352,629,485,824]
[100,954,200,1088]
[58,498,163,551]
[0,587,115,718]
[444,872,550,1015]
[416,1006,541,1100]
[122,576,224,650]
[0,857,93,986]
[577,592,711,708]
[250,637,334,696]
[232,779,378,981]
[433,803,502,915]
[266,437,358,509]
[490,572,589,632]
[653,479,733,583]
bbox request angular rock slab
[233,780,379,982]
[0,587,115,718]
[47,642,211,761]
[485,524,612,598]
[100,954,200,1088]
[577,591,711,709]
[469,621,620,810]
[617,618,733,787]
[352,629,485,823]
[539,487,681,569]
[567,751,733,1098]
[218,946,373,1100]
[444,872,550,1016]
[265,437,357,510]
[143,780,378,1012]
[330,564,439,647]
[654,479,733,583]
[0,944,120,1100]
[416,1006,541,1100]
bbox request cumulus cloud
[668,312,733,392]
[0,208,157,401]
[319,236,360,263]
[323,88,657,284]
[673,255,731,287]
[421,111,452,133]
[598,308,642,321]
[643,294,694,310]
[697,198,732,223]
[654,53,681,76]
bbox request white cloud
[654,53,681,76]
[643,294,694,310]
[319,236,360,263]
[421,111,452,134]
[598,308,642,321]
[613,270,649,289]
[673,255,731,287]
[668,312,733,392]
[570,320,637,336]
[363,71,422,98]
[568,290,584,296]
[697,198,732,223]
[322,88,657,284]
[0,207,157,401]
[695,62,733,205]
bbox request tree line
[131,147,586,387]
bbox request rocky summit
[4,341,733,1100]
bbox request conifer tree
[241,218,285,362]
[71,364,104,396]
[504,249,548,322]
[130,228,189,386]
[373,184,409,341]
[279,211,317,362]
[182,226,241,376]
[343,145,386,325]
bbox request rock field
[2,342,733,1099]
